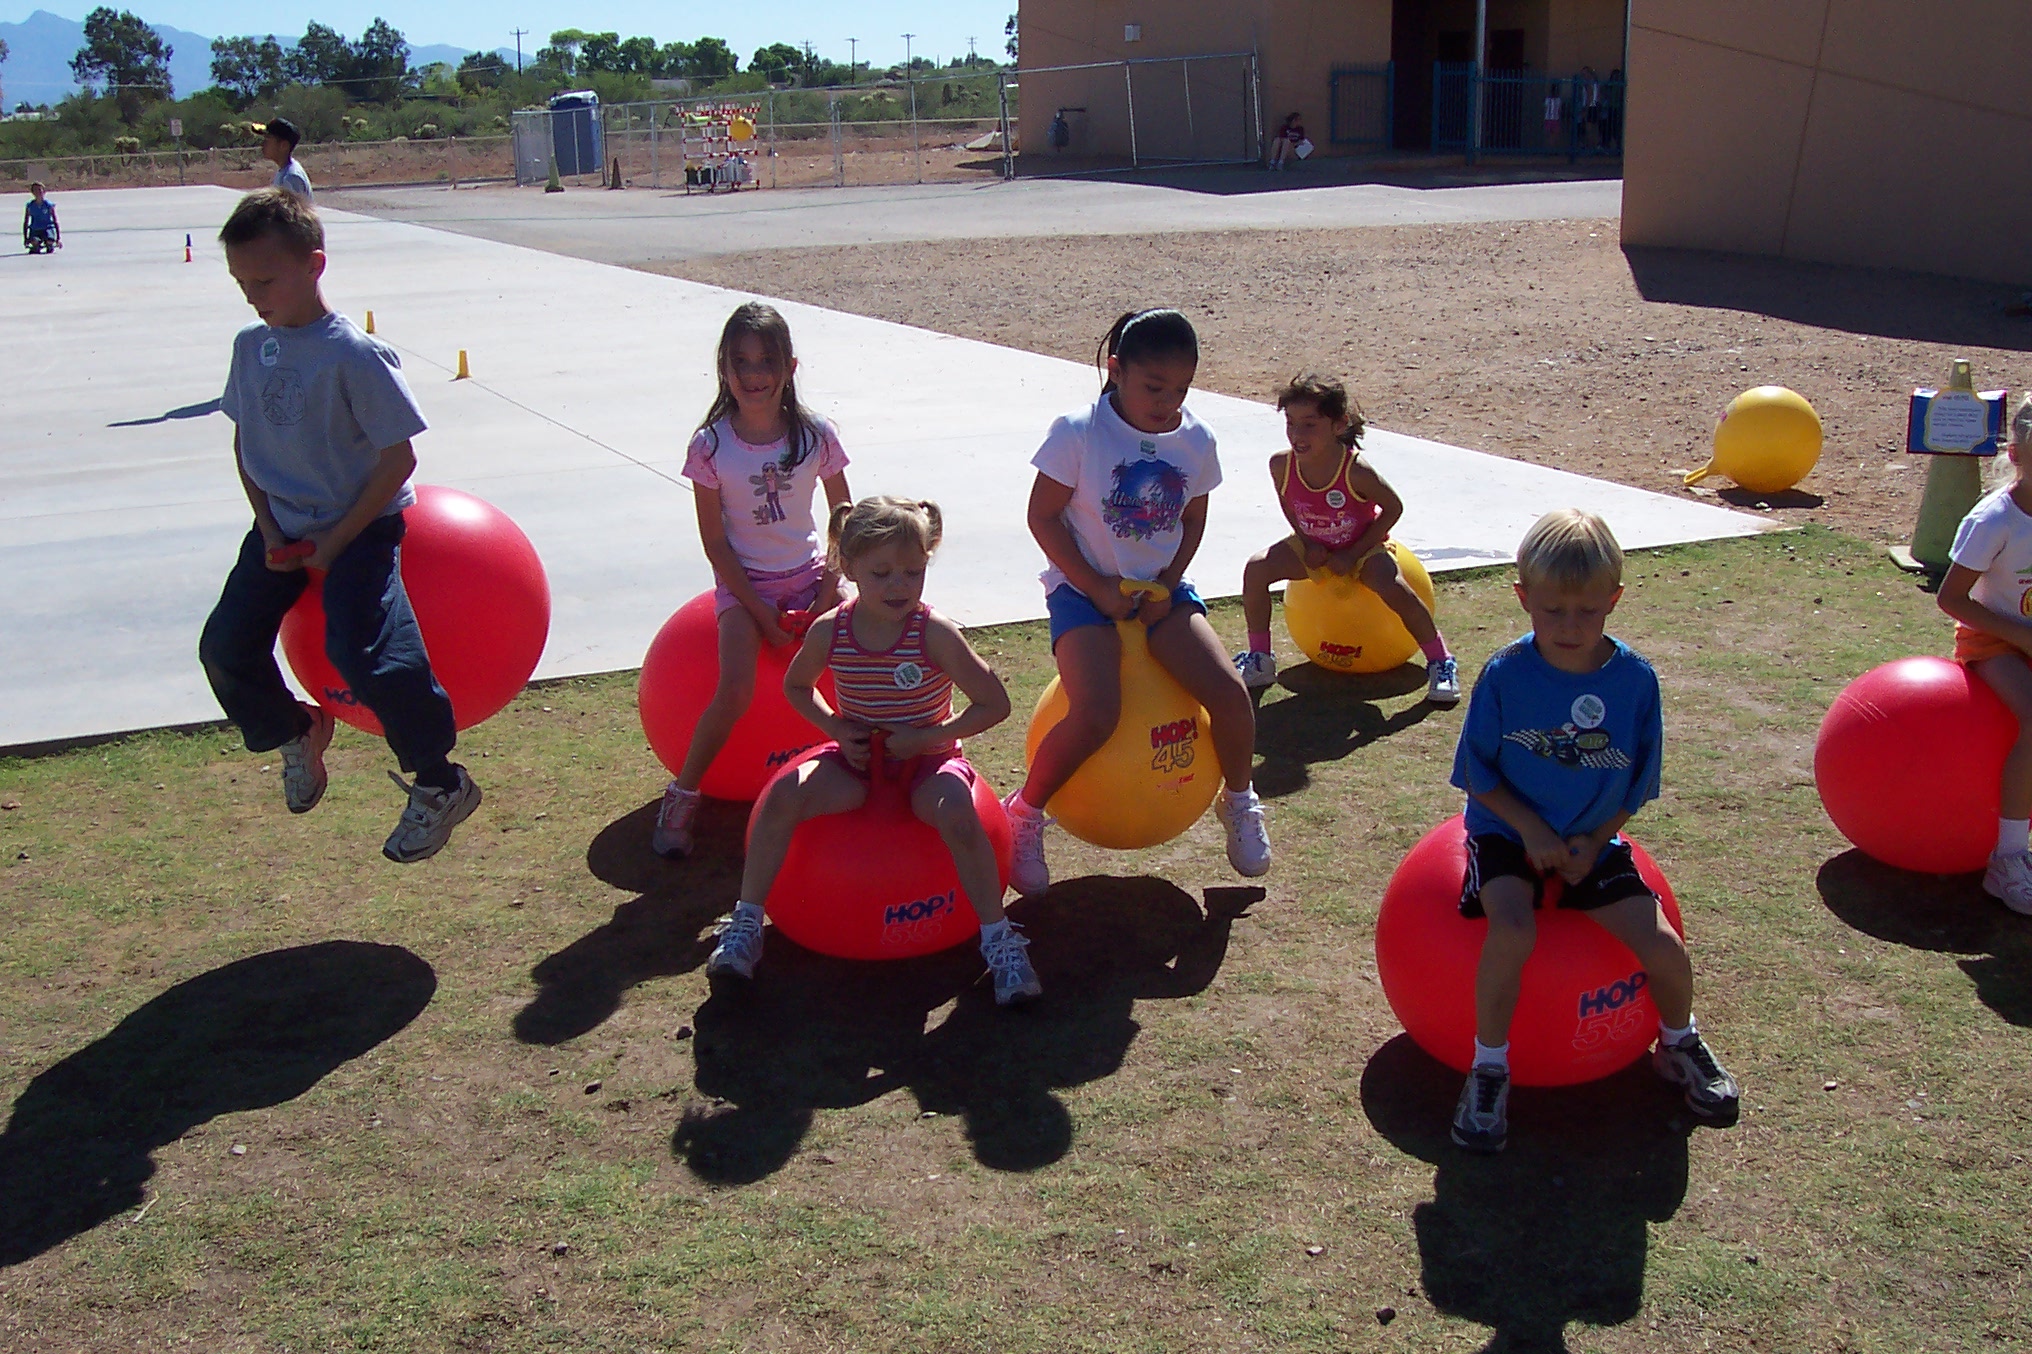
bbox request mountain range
[0,9,512,106]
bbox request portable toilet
[548,90,602,177]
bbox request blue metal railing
[1328,63,1394,150]
[1433,66,1625,161]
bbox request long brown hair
[695,302,825,470]
[1276,373,1367,450]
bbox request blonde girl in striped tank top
[1232,374,1459,705]
[706,497,1043,1005]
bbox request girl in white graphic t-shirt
[1939,395,2032,914]
[1004,308,1269,894]
[654,303,853,856]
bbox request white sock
[1997,819,2030,857]
[1225,786,1258,806]
[979,917,1011,944]
[1660,1017,1696,1044]
[731,899,764,923]
[1472,1039,1509,1070]
[1009,793,1044,818]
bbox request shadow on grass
[675,878,1261,1184]
[1717,486,1825,511]
[1252,661,1436,798]
[512,798,750,1046]
[0,941,435,1268]
[1816,849,2032,1026]
[1361,1035,1691,1353]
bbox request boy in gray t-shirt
[199,188,480,863]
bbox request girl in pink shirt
[1233,374,1458,702]
[654,303,853,856]
[705,497,1042,1004]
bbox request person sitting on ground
[1232,374,1459,703]
[1269,112,1307,170]
[1934,395,2032,916]
[706,496,1042,1006]
[1447,508,1739,1153]
[261,118,313,203]
[200,188,481,863]
[22,182,59,253]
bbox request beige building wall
[1546,0,1626,74]
[1622,0,2032,284]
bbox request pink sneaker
[653,782,701,857]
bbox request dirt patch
[658,218,2032,543]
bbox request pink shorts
[715,557,825,618]
[817,746,977,794]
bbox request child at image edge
[705,497,1044,1006]
[653,302,852,856]
[23,182,60,252]
[1004,308,1270,894]
[1449,508,1739,1153]
[1936,395,2032,916]
[1233,373,1460,703]
[199,188,480,863]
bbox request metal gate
[1328,63,1394,150]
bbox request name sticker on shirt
[1325,489,1347,509]
[259,336,280,367]
[893,662,926,690]
[1139,439,1157,456]
[1571,693,1607,729]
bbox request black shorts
[1460,832,1656,918]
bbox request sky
[0,3,1017,68]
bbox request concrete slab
[1,185,1758,751]
[324,174,1624,267]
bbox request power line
[510,28,527,73]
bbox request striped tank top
[827,600,955,728]
[1279,448,1380,550]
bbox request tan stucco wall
[1622,0,2032,284]
[1546,0,1626,74]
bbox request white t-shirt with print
[682,416,849,575]
[1031,393,1222,595]
[1950,485,2032,621]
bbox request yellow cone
[365,310,375,334]
[455,350,470,380]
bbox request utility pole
[848,37,858,84]
[511,28,527,73]
[902,33,919,182]
[968,36,976,63]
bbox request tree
[70,8,173,119]
[616,35,656,74]
[1005,13,1018,63]
[456,50,507,93]
[536,29,589,79]
[687,37,738,79]
[285,21,351,87]
[652,41,693,77]
[209,35,285,108]
[350,18,409,103]
[750,42,803,83]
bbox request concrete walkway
[2,184,1752,753]
[324,173,1623,266]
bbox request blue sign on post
[1907,386,2008,455]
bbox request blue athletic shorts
[1045,582,1207,647]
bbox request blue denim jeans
[198,514,455,773]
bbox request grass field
[1,527,2028,1353]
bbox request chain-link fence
[513,71,1015,192]
[0,136,513,194]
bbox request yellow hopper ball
[1684,386,1822,494]
[1024,582,1219,850]
[730,115,756,142]
[1283,539,1436,675]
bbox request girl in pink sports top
[705,496,1043,1005]
[1233,374,1458,703]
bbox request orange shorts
[1953,623,2022,665]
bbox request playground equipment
[1815,656,2015,874]
[1684,386,1823,494]
[1023,582,1218,849]
[679,103,761,193]
[753,736,1013,960]
[1376,815,1684,1087]
[1282,540,1437,674]
[281,486,550,734]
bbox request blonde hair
[2014,394,2032,451]
[826,496,943,573]
[1516,508,1624,593]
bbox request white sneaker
[981,923,1042,1006]
[279,703,334,814]
[1983,850,2032,916]
[1002,792,1051,897]
[1216,788,1272,877]
[381,767,481,863]
[1233,649,1277,690]
[706,905,765,979]
[652,781,700,857]
[1427,655,1462,705]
